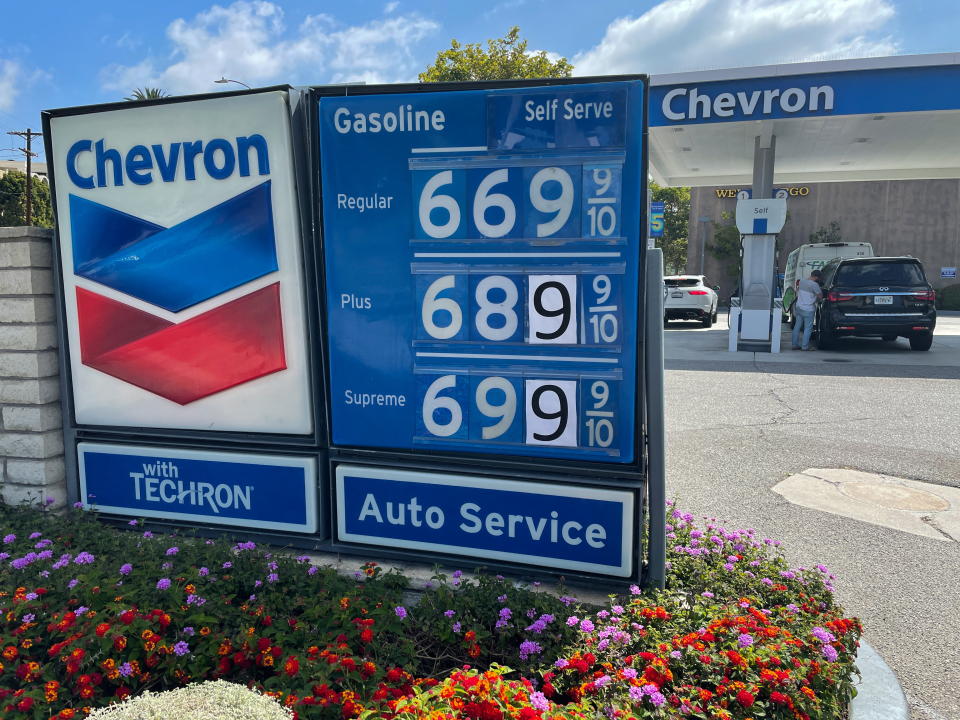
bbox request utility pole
[7,129,43,225]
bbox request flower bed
[0,501,861,719]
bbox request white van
[783,242,874,319]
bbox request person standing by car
[791,270,823,350]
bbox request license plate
[671,291,683,298]
[875,295,893,305]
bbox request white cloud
[0,59,20,113]
[574,0,899,76]
[100,1,438,95]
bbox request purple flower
[628,686,644,701]
[182,626,195,636]
[25,592,37,600]
[519,640,542,660]
[128,520,138,526]
[73,502,83,509]
[554,658,569,668]
[173,640,190,656]
[68,578,79,589]
[22,613,35,623]
[738,633,754,647]
[119,662,133,677]
[156,578,171,590]
[649,691,666,707]
[76,606,88,615]
[812,627,836,643]
[222,561,233,570]
[497,594,508,603]
[44,497,56,506]
[267,573,279,583]
[198,567,209,576]
[234,541,256,551]
[780,570,796,580]
[452,622,461,633]
[452,570,463,579]
[119,563,132,576]
[307,566,318,575]
[762,578,773,586]
[28,532,40,539]
[622,668,637,679]
[444,610,456,618]
[579,619,595,633]
[395,606,407,619]
[11,558,30,570]
[162,562,173,570]
[37,550,52,560]
[254,580,262,588]
[529,691,549,711]
[566,616,579,627]
[166,547,179,556]
[594,675,611,688]
[35,538,52,548]
[74,552,95,565]
[559,595,577,605]
[822,644,839,662]
[701,591,714,598]
[143,531,153,538]
[611,605,625,615]
[499,607,512,620]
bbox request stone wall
[0,227,65,509]
[687,179,960,299]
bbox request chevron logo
[71,181,287,405]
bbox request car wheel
[881,334,897,342]
[702,311,713,328]
[817,320,833,350]
[712,305,718,322]
[909,334,933,351]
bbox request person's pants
[792,309,815,349]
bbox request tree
[125,87,169,101]
[650,183,690,274]
[809,220,842,243]
[419,26,573,82]
[707,212,741,278]
[0,171,54,228]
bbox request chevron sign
[49,91,313,433]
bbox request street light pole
[214,77,251,90]
[698,216,711,275]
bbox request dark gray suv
[816,257,936,351]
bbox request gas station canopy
[648,53,960,187]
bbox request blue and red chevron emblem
[71,181,287,404]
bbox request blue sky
[2,0,957,161]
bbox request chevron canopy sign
[49,91,313,433]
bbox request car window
[835,262,925,286]
[665,278,701,287]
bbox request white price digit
[593,275,612,304]
[590,380,609,408]
[475,275,519,341]
[530,167,573,237]
[587,204,616,236]
[419,170,461,238]
[422,375,462,437]
[422,275,463,339]
[476,376,516,439]
[473,169,516,238]
[588,313,619,343]
[592,167,612,195]
[586,380,614,448]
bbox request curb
[851,639,909,720]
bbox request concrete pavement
[663,312,960,719]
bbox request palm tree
[125,87,170,101]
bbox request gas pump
[728,197,787,352]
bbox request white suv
[663,275,719,327]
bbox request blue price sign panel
[336,465,634,576]
[650,201,664,237]
[318,81,644,464]
[78,443,320,534]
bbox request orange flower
[199,627,211,636]
[340,597,351,609]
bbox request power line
[6,128,42,225]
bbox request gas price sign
[318,80,645,465]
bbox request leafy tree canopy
[650,183,690,275]
[809,220,842,243]
[419,26,573,82]
[0,171,53,228]
[125,87,169,101]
